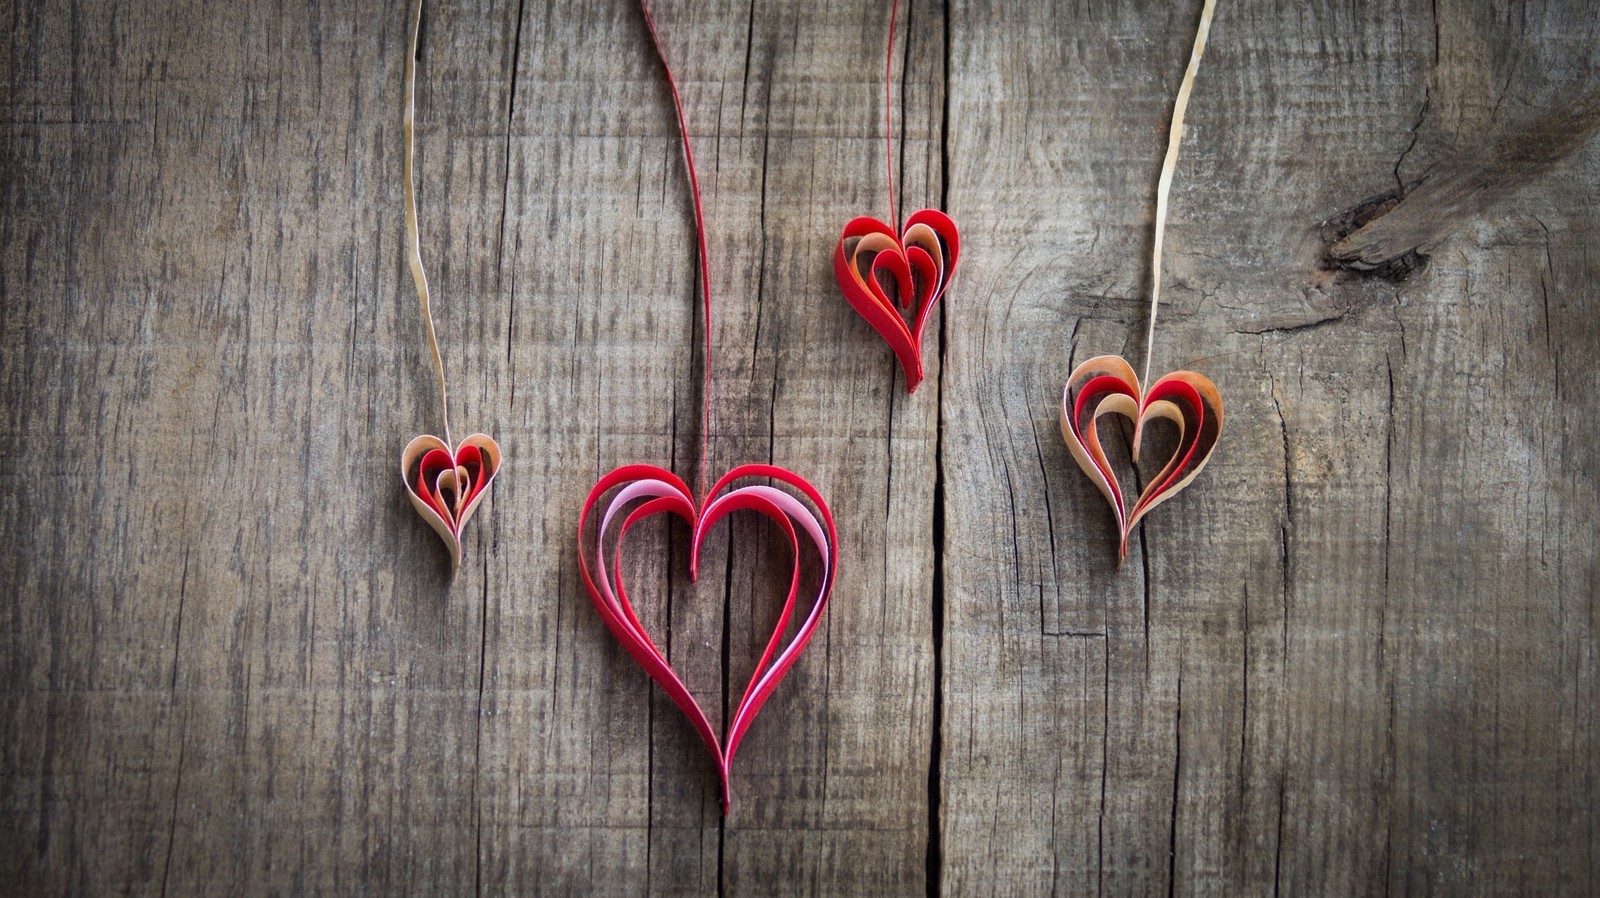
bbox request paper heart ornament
[1060,355,1223,564]
[401,433,502,576]
[834,210,960,392]
[578,463,837,813]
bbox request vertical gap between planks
[926,0,951,894]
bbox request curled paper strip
[833,210,961,392]
[1059,356,1222,565]
[578,464,838,813]
[401,433,502,575]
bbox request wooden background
[3,0,1596,893]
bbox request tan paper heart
[394,0,502,578]
[1060,356,1222,564]
[1059,0,1223,565]
[401,433,502,575]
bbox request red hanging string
[640,2,714,499]
[884,0,900,228]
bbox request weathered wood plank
[941,0,1598,894]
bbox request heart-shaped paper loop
[577,463,838,813]
[833,209,961,392]
[1059,355,1223,565]
[401,433,502,576]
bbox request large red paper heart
[401,433,501,576]
[834,209,961,392]
[1059,355,1223,565]
[578,463,837,813]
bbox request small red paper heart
[578,463,837,814]
[834,209,961,392]
[401,433,501,576]
[1060,356,1223,565]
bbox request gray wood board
[1,0,1594,894]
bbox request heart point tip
[715,762,733,815]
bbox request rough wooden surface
[1,0,1595,895]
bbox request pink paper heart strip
[1059,355,1222,565]
[833,210,961,392]
[401,433,501,576]
[578,463,838,814]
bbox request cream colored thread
[404,0,452,448]
[1143,0,1216,387]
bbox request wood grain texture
[1329,89,1600,270]
[1,0,1595,895]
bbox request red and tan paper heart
[1060,0,1223,563]
[832,0,960,393]
[1060,356,1221,565]
[395,0,501,578]
[834,210,960,392]
[401,434,502,575]
[579,464,837,813]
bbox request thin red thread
[641,1,714,499]
[884,0,899,229]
